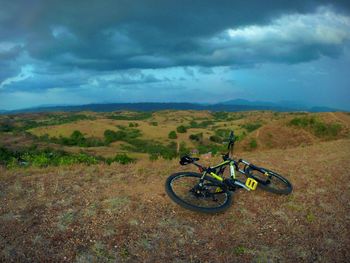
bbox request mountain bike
[165,131,292,213]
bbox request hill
[1,138,349,262]
[0,110,350,262]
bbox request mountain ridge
[2,100,344,114]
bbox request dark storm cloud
[1,0,350,72]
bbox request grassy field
[1,139,349,262]
[1,110,350,262]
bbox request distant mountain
[222,99,279,107]
[221,99,341,112]
[1,100,344,114]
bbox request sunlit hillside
[1,110,350,262]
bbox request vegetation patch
[249,138,258,150]
[189,133,203,142]
[39,130,105,147]
[0,146,103,168]
[289,116,342,138]
[241,122,262,132]
[176,125,187,133]
[189,120,214,128]
[168,131,177,139]
[107,111,152,120]
[104,126,141,144]
[209,135,222,143]
[106,154,135,165]
[0,114,95,132]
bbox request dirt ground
[1,138,350,262]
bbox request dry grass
[1,138,350,262]
[23,111,350,160]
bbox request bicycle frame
[196,157,258,191]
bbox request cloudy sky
[0,0,350,110]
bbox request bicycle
[165,131,292,213]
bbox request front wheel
[246,167,292,195]
[165,172,233,213]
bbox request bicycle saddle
[180,155,199,165]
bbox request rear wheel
[165,172,232,213]
[246,167,292,195]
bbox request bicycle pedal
[245,178,258,190]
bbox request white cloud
[226,8,350,44]
[0,65,33,90]
[200,7,350,65]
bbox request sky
[0,0,350,110]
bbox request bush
[107,154,135,165]
[179,142,190,156]
[189,120,214,128]
[289,116,342,138]
[241,122,262,132]
[104,129,127,144]
[0,147,100,168]
[209,135,222,143]
[121,139,178,160]
[212,112,229,120]
[215,129,231,138]
[150,122,158,126]
[168,131,177,139]
[189,133,203,142]
[249,138,258,149]
[197,143,225,155]
[176,125,187,133]
[108,112,152,120]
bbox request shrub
[179,142,190,156]
[189,133,203,142]
[215,129,231,138]
[176,125,187,133]
[241,122,262,132]
[168,131,177,139]
[289,116,342,138]
[189,120,214,128]
[0,147,100,168]
[249,138,258,149]
[108,112,152,120]
[107,154,135,165]
[104,130,126,144]
[150,122,158,126]
[212,111,229,120]
[209,135,222,143]
[121,139,177,160]
[197,143,225,155]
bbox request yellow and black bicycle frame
[200,159,258,191]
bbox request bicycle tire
[165,172,233,213]
[246,167,292,195]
